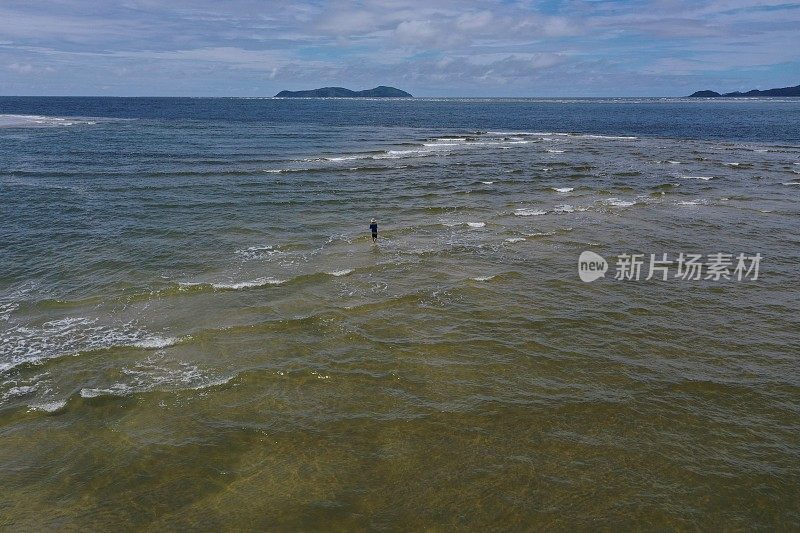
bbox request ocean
[1,97,799,529]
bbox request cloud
[7,62,55,74]
[0,0,797,96]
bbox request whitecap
[0,114,99,128]
[782,182,800,186]
[481,181,494,185]
[505,237,526,243]
[28,400,67,413]
[466,222,485,228]
[605,198,636,207]
[471,275,496,282]
[553,204,575,213]
[3,384,39,400]
[81,383,131,398]
[582,134,638,140]
[262,168,317,174]
[552,187,574,193]
[328,269,354,277]
[235,244,283,260]
[679,175,714,180]
[546,149,565,153]
[514,208,547,216]
[131,336,179,349]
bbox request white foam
[553,204,575,213]
[328,269,354,277]
[81,383,132,398]
[481,181,494,185]
[327,154,369,162]
[782,182,800,186]
[132,336,179,349]
[211,277,285,290]
[234,244,283,260]
[525,231,556,237]
[486,131,569,137]
[679,175,714,180]
[263,168,314,174]
[582,134,638,140]
[605,198,636,207]
[28,400,67,413]
[471,275,496,282]
[80,360,234,400]
[466,222,485,228]
[0,317,183,374]
[0,114,99,128]
[3,384,39,400]
[505,237,526,243]
[552,187,574,193]
[514,208,547,216]
[546,149,565,153]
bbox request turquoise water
[1,98,799,529]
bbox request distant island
[688,84,800,97]
[275,86,412,98]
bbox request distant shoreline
[688,84,800,98]
[275,86,412,98]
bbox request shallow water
[1,97,799,529]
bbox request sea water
[1,97,799,529]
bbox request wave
[327,269,354,277]
[679,175,715,180]
[170,267,369,297]
[79,363,234,401]
[0,317,183,375]
[676,199,708,206]
[209,277,286,290]
[485,131,637,140]
[552,187,574,193]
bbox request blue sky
[0,0,798,96]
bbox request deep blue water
[1,96,799,142]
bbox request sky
[0,0,798,97]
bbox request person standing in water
[370,218,378,242]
